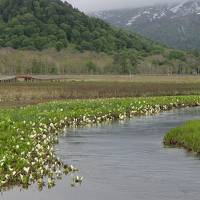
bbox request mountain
[92,0,200,51]
[0,0,200,75]
[0,0,158,54]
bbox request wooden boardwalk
[0,76,16,83]
[0,75,68,83]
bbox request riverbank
[0,96,200,190]
[164,119,200,153]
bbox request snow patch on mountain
[170,2,186,13]
[127,14,141,26]
[169,0,200,17]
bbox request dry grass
[1,75,200,107]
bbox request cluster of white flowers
[0,115,81,190]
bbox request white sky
[66,0,183,11]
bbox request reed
[1,80,200,107]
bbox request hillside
[0,0,158,54]
[92,0,200,51]
[0,0,199,75]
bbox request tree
[113,50,138,74]
[56,41,64,51]
[71,29,81,42]
[86,61,97,74]
[168,50,185,61]
[34,36,47,50]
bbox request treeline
[0,48,113,74]
[0,48,200,75]
[112,49,200,75]
[0,0,158,54]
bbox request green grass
[164,119,200,153]
[0,95,200,190]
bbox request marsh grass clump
[0,95,200,191]
[164,120,200,153]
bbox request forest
[0,0,157,54]
[0,0,200,75]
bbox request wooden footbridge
[0,75,68,83]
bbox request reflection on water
[1,107,200,200]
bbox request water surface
[1,107,200,200]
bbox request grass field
[0,95,200,190]
[1,75,200,107]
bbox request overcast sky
[66,0,183,12]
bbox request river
[1,107,200,200]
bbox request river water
[1,107,200,200]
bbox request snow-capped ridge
[170,2,186,13]
[92,0,200,25]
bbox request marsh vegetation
[0,95,200,190]
[164,119,200,153]
[1,76,200,107]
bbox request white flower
[23,167,30,174]
[12,171,16,176]
[43,134,47,139]
[20,174,24,181]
